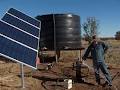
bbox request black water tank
[36,14,81,50]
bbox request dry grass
[105,40,120,66]
[60,50,79,58]
[106,40,120,47]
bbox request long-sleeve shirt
[83,41,108,64]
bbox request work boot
[96,79,101,85]
[103,81,112,87]
[108,83,112,87]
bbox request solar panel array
[0,8,40,69]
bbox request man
[82,35,112,86]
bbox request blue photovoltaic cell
[7,8,40,27]
[0,35,37,67]
[2,13,39,37]
[0,8,40,68]
[0,21,38,49]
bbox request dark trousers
[94,61,112,85]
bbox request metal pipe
[20,63,25,88]
[53,14,58,62]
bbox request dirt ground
[0,56,120,90]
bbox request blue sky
[0,0,120,37]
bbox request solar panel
[0,34,37,67]
[2,13,39,37]
[0,8,40,69]
[0,21,38,49]
[7,8,40,27]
